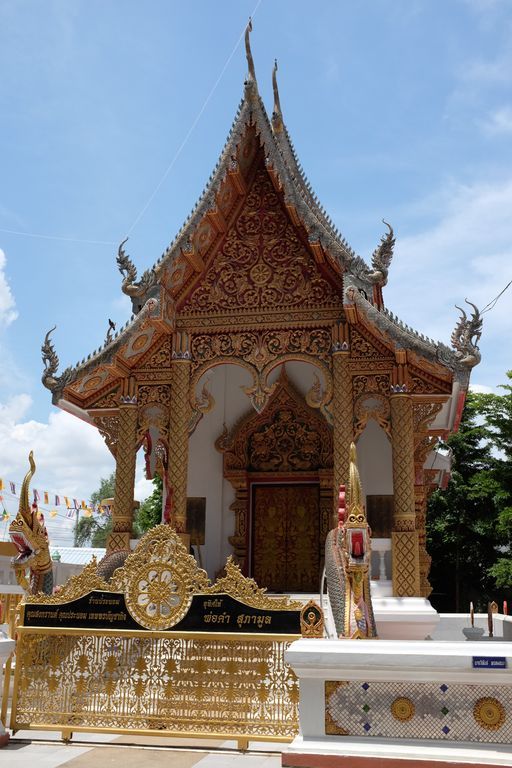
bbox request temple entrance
[252,483,320,593]
[215,369,334,580]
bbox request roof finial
[367,219,395,287]
[272,59,284,133]
[245,18,256,81]
[244,18,257,97]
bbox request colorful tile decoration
[325,680,511,743]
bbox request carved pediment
[217,372,333,473]
[179,165,342,318]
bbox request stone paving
[3,731,284,768]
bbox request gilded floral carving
[138,385,171,408]
[181,170,342,315]
[352,374,390,397]
[191,328,332,374]
[218,374,333,473]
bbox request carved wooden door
[252,484,320,592]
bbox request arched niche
[356,419,393,582]
[215,368,333,588]
[187,362,254,578]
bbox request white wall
[187,364,250,578]
[357,419,393,499]
[187,361,330,579]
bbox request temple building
[42,28,481,599]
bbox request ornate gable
[216,372,333,474]
[178,162,343,322]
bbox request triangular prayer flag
[33,489,40,502]
[64,497,70,508]
[55,495,60,505]
[10,482,15,495]
[73,498,78,509]
[0,479,3,491]
[50,510,57,518]
[81,500,86,510]
[84,507,93,518]
[2,510,8,521]
[44,491,49,505]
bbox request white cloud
[0,249,17,327]
[0,395,113,497]
[481,105,512,135]
[386,176,512,388]
[469,383,496,394]
[458,34,512,87]
[461,0,511,15]
[0,395,154,545]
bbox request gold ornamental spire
[19,451,36,524]
[272,59,284,133]
[245,18,257,84]
[347,442,364,516]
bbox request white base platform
[284,639,512,767]
[283,735,512,766]
[373,595,440,640]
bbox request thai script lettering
[203,598,223,608]
[89,596,122,606]
[236,613,272,629]
[203,612,231,624]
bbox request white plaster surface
[187,363,252,578]
[285,638,512,683]
[284,735,512,766]
[432,613,512,642]
[285,638,512,764]
[186,360,336,580]
[357,419,393,503]
[372,596,440,640]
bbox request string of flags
[0,475,112,523]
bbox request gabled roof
[41,24,481,403]
[143,79,372,300]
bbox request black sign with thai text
[23,590,301,634]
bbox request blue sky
[0,0,511,541]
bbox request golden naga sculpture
[325,443,377,639]
[9,452,53,595]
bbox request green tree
[478,371,512,591]
[74,473,115,547]
[427,380,512,612]
[135,474,163,535]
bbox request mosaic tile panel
[325,680,512,743]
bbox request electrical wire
[0,5,263,247]
[480,279,512,315]
[0,227,115,246]
[124,1,263,236]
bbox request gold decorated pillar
[227,471,249,573]
[332,322,352,523]
[390,373,421,596]
[108,377,138,553]
[168,331,192,534]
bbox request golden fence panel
[11,627,299,742]
[0,591,23,638]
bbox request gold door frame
[215,373,334,574]
[250,480,322,592]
